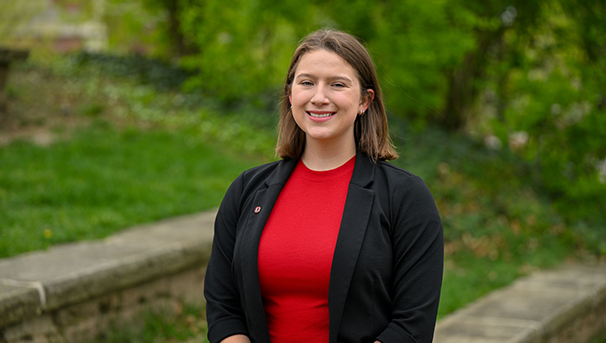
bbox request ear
[360,89,375,112]
[288,89,292,106]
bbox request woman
[204,29,443,343]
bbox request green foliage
[0,0,46,46]
[16,52,277,158]
[71,52,193,91]
[359,0,477,122]
[477,1,606,230]
[178,0,315,106]
[78,102,105,116]
[174,0,482,117]
[104,0,169,56]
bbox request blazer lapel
[328,152,376,343]
[236,158,297,342]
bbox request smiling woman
[204,29,444,343]
[288,49,373,169]
[276,30,396,165]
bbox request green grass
[2,52,276,258]
[0,123,264,258]
[95,303,209,343]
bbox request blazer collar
[236,156,297,342]
[328,151,376,343]
[350,150,376,188]
[265,157,298,187]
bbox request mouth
[307,111,335,118]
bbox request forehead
[294,49,358,79]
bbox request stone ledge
[0,210,216,329]
[0,284,41,328]
[434,264,606,343]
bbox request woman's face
[289,49,372,149]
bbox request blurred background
[0,0,605,338]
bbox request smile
[307,111,335,118]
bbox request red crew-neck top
[258,156,355,343]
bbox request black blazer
[204,151,443,343]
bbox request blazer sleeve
[376,174,444,343]
[204,173,250,343]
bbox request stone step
[434,264,606,343]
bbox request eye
[300,80,313,86]
[332,82,346,88]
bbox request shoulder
[226,160,280,195]
[223,158,294,203]
[216,160,283,221]
[352,153,432,198]
[375,160,416,179]
[239,160,282,184]
[370,162,442,242]
[373,160,428,191]
[371,160,438,212]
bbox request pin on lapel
[254,206,261,213]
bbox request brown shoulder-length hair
[276,29,398,161]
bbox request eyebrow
[295,73,354,84]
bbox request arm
[376,175,444,343]
[204,174,250,343]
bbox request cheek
[291,90,308,106]
[337,93,360,108]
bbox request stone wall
[0,212,215,343]
[2,268,205,343]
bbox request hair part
[276,29,398,162]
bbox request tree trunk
[166,0,186,58]
[441,29,505,131]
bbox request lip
[307,110,336,122]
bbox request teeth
[308,112,333,118]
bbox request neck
[301,139,356,171]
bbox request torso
[257,156,355,343]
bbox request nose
[311,84,329,106]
